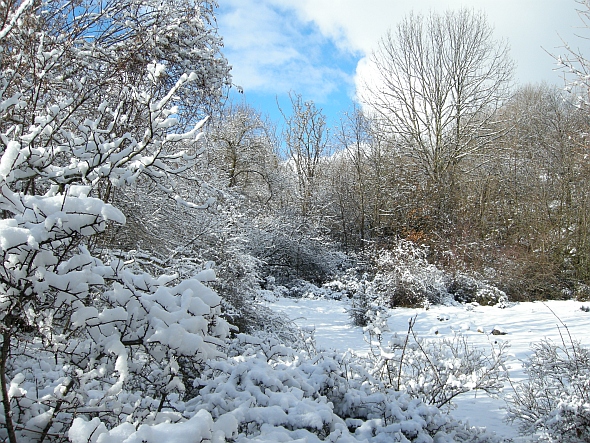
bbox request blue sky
[216,0,582,131]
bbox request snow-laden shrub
[337,241,450,325]
[364,317,509,409]
[284,280,324,298]
[182,334,504,443]
[340,242,509,328]
[265,278,350,300]
[59,326,506,443]
[0,2,232,439]
[369,242,452,307]
[507,338,590,442]
[449,273,508,307]
[342,241,452,310]
[209,242,265,334]
[348,280,373,326]
[247,213,349,285]
[323,267,372,300]
[574,283,590,302]
[0,86,232,439]
[345,277,392,328]
[2,264,230,439]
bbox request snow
[70,410,219,443]
[270,297,590,441]
[0,140,22,179]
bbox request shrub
[347,290,372,327]
[188,334,505,443]
[574,284,590,302]
[506,338,590,442]
[364,317,509,409]
[370,241,451,307]
[449,273,508,307]
[247,214,349,286]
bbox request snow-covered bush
[323,278,356,299]
[203,226,265,333]
[335,241,450,325]
[574,283,590,302]
[0,1,231,441]
[348,279,373,326]
[0,113,231,440]
[184,335,505,443]
[339,242,509,325]
[65,332,505,443]
[507,338,590,442]
[247,212,349,285]
[364,317,509,409]
[370,241,452,307]
[344,275,392,328]
[449,273,508,307]
[344,241,452,309]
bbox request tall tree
[361,9,513,220]
[281,92,329,217]
[208,102,279,203]
[328,107,393,246]
[555,0,590,107]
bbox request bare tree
[329,106,394,246]
[362,9,513,192]
[281,92,329,216]
[334,106,372,243]
[555,0,590,106]
[208,102,279,203]
[483,84,590,297]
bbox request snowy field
[270,297,590,441]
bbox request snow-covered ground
[270,297,590,441]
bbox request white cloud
[217,0,354,101]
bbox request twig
[397,315,417,390]
[542,301,579,370]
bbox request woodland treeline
[111,9,590,305]
[202,82,590,302]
